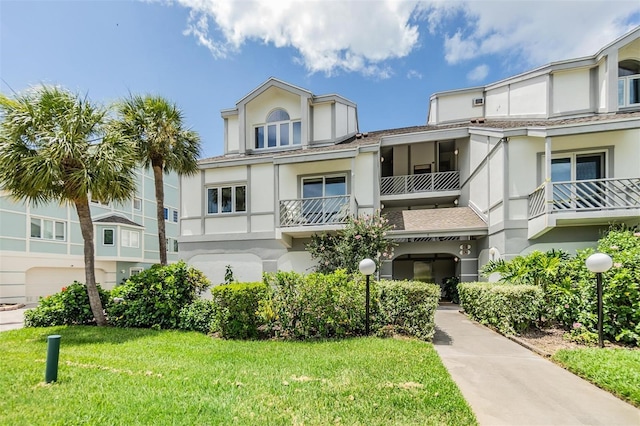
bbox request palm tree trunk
[75,199,107,326]
[153,161,168,265]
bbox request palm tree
[114,95,201,265]
[0,86,137,325]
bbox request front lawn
[0,326,476,425]
[553,348,640,407]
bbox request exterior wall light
[359,258,376,335]
[585,252,613,348]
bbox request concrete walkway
[0,305,29,331]
[434,304,640,426]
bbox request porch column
[544,136,552,212]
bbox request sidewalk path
[433,305,640,426]
[0,305,29,331]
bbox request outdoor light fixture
[585,252,613,348]
[359,258,376,335]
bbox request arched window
[255,108,302,149]
[618,60,640,107]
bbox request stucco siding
[226,115,240,152]
[313,103,332,141]
[181,174,202,220]
[250,163,275,213]
[552,69,591,114]
[434,91,484,123]
[204,166,247,185]
[204,215,247,234]
[354,152,376,207]
[485,85,509,118]
[509,76,548,116]
[245,87,302,150]
[251,214,275,232]
[336,102,348,137]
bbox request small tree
[306,211,396,274]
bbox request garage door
[25,267,107,302]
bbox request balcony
[528,177,640,238]
[277,195,353,246]
[380,171,460,206]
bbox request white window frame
[133,197,142,211]
[549,151,606,182]
[121,229,140,248]
[253,108,302,150]
[30,217,66,242]
[166,237,179,253]
[618,74,640,108]
[206,184,247,215]
[130,267,144,276]
[103,228,115,246]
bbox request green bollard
[45,335,61,383]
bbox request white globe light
[585,253,613,273]
[359,258,376,276]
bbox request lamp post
[585,252,613,348]
[359,258,376,335]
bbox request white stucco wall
[489,145,504,208]
[250,163,275,213]
[354,152,376,207]
[336,103,347,137]
[619,38,640,61]
[204,166,247,185]
[189,253,264,288]
[509,75,548,116]
[598,60,608,111]
[552,69,591,114]
[433,90,484,123]
[485,85,509,118]
[204,215,247,234]
[313,103,332,141]
[348,105,358,133]
[226,115,240,153]
[181,174,202,221]
[508,136,544,220]
[277,251,315,273]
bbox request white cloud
[166,0,640,77]
[467,64,489,82]
[173,0,422,77]
[407,70,423,79]
[429,1,640,67]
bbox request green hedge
[107,261,210,329]
[259,270,365,339]
[178,299,216,334]
[24,282,110,327]
[211,282,268,339]
[377,280,440,340]
[458,282,543,335]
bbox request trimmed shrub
[211,282,268,339]
[24,282,110,327]
[377,280,440,340]
[107,261,210,329]
[178,299,216,334]
[458,282,543,335]
[259,270,366,339]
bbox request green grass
[0,326,476,425]
[553,348,640,407]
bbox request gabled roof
[236,77,313,107]
[94,214,142,228]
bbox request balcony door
[551,153,604,210]
[302,175,347,224]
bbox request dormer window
[618,60,640,108]
[254,108,302,149]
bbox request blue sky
[2,0,639,159]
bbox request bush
[377,280,440,340]
[24,282,110,327]
[458,282,544,335]
[107,261,210,329]
[178,299,216,334]
[259,270,366,339]
[211,282,268,339]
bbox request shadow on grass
[18,325,166,346]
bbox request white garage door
[26,267,107,302]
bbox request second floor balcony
[279,195,351,228]
[527,177,640,238]
[380,170,460,205]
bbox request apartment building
[0,168,180,303]
[179,27,640,286]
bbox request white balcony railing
[619,74,640,108]
[380,171,460,196]
[279,195,351,227]
[528,177,640,218]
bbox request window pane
[255,127,264,149]
[43,220,53,240]
[235,186,246,212]
[325,176,347,196]
[207,188,218,214]
[104,229,114,245]
[55,222,65,240]
[267,109,290,122]
[303,178,323,198]
[618,79,625,106]
[280,123,289,146]
[131,231,139,248]
[173,239,179,252]
[222,187,232,213]
[576,155,603,180]
[293,121,301,145]
[133,197,142,210]
[630,77,640,105]
[173,210,178,222]
[164,207,169,220]
[30,218,41,238]
[121,230,129,247]
[267,125,277,147]
[551,158,571,182]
